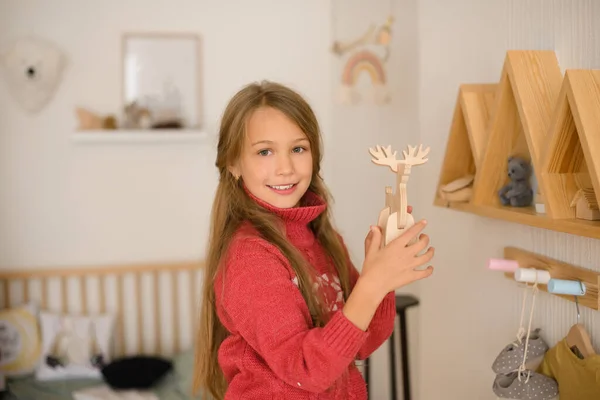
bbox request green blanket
[3,351,203,400]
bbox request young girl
[194,81,434,399]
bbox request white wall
[329,1,420,398]
[416,0,600,398]
[0,0,333,267]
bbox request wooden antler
[369,144,431,247]
[400,144,430,166]
[369,145,400,172]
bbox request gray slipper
[492,370,558,400]
[492,328,549,374]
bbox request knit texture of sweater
[214,188,397,399]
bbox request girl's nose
[276,154,294,175]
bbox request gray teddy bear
[498,156,533,207]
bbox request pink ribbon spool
[487,258,519,272]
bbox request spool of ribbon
[514,268,551,284]
[547,279,586,296]
[487,258,519,272]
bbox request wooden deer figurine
[369,144,430,246]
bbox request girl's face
[230,106,313,209]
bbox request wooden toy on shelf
[369,144,430,246]
[76,107,117,130]
[570,188,600,221]
[437,174,474,205]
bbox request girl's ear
[228,164,240,180]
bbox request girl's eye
[292,147,307,153]
[258,149,271,156]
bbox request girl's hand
[365,204,412,255]
[361,220,434,295]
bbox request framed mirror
[121,33,202,130]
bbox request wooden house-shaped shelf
[542,70,600,221]
[434,83,496,207]
[434,51,600,240]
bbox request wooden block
[576,206,600,221]
[503,246,600,311]
[434,84,496,205]
[471,50,563,209]
[542,70,600,219]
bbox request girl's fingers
[413,247,435,267]
[391,219,427,248]
[409,233,429,255]
[412,266,434,281]
[365,226,383,259]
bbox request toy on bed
[497,155,533,207]
[369,144,430,246]
[45,317,105,370]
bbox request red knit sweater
[214,189,397,399]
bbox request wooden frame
[433,50,600,240]
[0,259,204,357]
[503,247,600,311]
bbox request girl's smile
[267,183,298,194]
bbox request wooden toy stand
[369,144,430,246]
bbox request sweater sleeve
[349,265,396,359]
[338,233,396,360]
[217,238,369,393]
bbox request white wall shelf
[72,129,211,144]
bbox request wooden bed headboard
[0,260,204,358]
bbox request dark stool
[364,294,419,400]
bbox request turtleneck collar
[243,184,327,247]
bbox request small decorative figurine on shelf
[438,174,474,205]
[498,156,534,207]
[570,188,600,221]
[369,144,430,247]
[75,107,117,130]
[122,101,152,129]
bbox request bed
[0,259,206,399]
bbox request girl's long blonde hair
[193,81,352,400]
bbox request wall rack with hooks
[499,246,600,311]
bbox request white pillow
[35,311,115,381]
[0,302,42,377]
